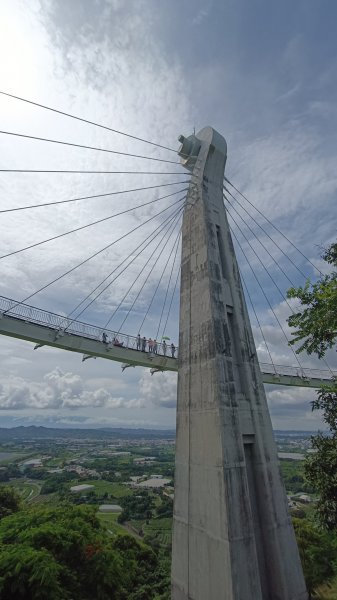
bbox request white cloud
[139,370,177,408]
[0,367,144,410]
[265,385,326,430]
[192,5,212,26]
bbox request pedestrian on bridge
[171,342,176,358]
[102,332,108,344]
[136,333,141,350]
[153,340,158,354]
[148,338,154,353]
[162,340,167,356]
[141,336,146,352]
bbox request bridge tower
[171,127,307,600]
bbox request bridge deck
[0,296,335,388]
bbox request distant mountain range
[0,425,176,441]
[0,425,317,442]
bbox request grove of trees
[287,241,337,532]
[0,496,169,600]
[287,241,337,597]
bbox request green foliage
[0,504,124,599]
[287,242,337,357]
[0,486,21,519]
[305,434,337,531]
[0,502,171,600]
[293,518,336,598]
[118,491,154,523]
[314,576,337,599]
[0,545,65,600]
[279,459,314,494]
[304,383,337,531]
[286,242,337,531]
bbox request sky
[0,0,336,431]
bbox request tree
[0,486,21,519]
[304,392,337,531]
[287,242,337,357]
[293,518,336,599]
[0,504,124,599]
[315,577,337,599]
[287,241,337,530]
[0,502,171,600]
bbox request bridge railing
[259,362,337,381]
[1,296,335,378]
[0,296,178,359]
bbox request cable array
[225,178,324,277]
[0,90,178,154]
[0,187,187,259]
[225,200,296,315]
[113,218,182,334]
[0,169,187,175]
[1,89,330,375]
[228,223,304,370]
[135,226,182,336]
[0,181,189,214]
[0,91,186,343]
[155,230,181,341]
[239,267,276,372]
[62,203,184,329]
[0,130,182,165]
[5,195,186,313]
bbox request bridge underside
[0,312,334,388]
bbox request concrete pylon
[171,127,307,600]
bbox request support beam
[171,127,308,600]
[0,313,177,372]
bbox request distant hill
[0,426,316,443]
[0,425,176,441]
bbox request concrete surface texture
[171,127,308,600]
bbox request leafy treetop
[287,243,337,357]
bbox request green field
[0,479,41,502]
[0,452,27,465]
[143,517,172,547]
[97,512,131,537]
[75,479,132,498]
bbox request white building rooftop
[70,484,94,493]
[136,477,171,488]
[98,504,122,513]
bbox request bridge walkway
[0,296,335,388]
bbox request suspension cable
[239,267,276,373]
[5,195,185,312]
[224,185,309,281]
[155,230,181,341]
[228,219,304,370]
[119,224,181,331]
[0,180,189,214]
[162,266,181,340]
[223,193,296,288]
[226,204,296,315]
[0,169,186,175]
[0,90,178,154]
[112,213,183,333]
[225,189,335,376]
[66,207,183,328]
[63,203,185,326]
[225,178,324,277]
[0,130,182,165]
[0,187,187,260]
